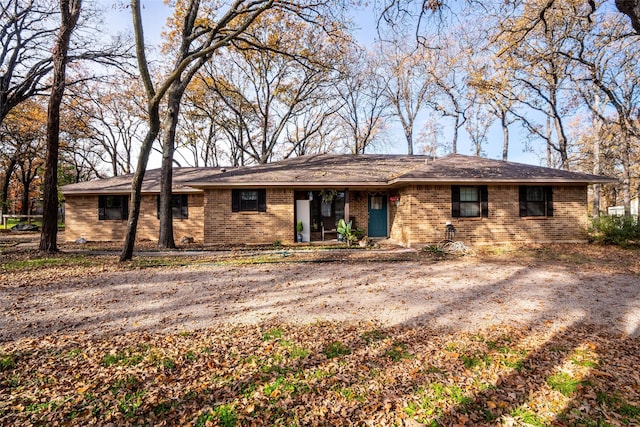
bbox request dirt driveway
[2,245,639,342]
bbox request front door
[368,194,387,237]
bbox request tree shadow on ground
[1,320,638,425]
[2,251,640,425]
[395,253,640,426]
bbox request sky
[102,0,545,167]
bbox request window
[321,201,332,217]
[232,189,266,212]
[98,195,128,220]
[370,195,384,210]
[156,194,188,219]
[451,185,488,218]
[519,186,553,217]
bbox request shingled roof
[184,154,428,188]
[185,153,614,187]
[391,154,614,184]
[61,167,222,195]
[62,153,615,195]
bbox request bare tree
[59,94,108,182]
[464,101,493,157]
[72,78,146,176]
[0,1,129,128]
[201,12,344,164]
[416,117,445,157]
[0,0,58,126]
[177,82,225,167]
[380,42,434,155]
[0,98,47,215]
[39,0,82,252]
[560,10,640,215]
[0,148,18,215]
[616,0,640,33]
[429,58,468,155]
[123,0,289,259]
[335,47,389,154]
[492,0,586,169]
[17,148,43,217]
[465,22,518,161]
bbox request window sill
[521,216,550,220]
[233,211,265,214]
[453,217,483,221]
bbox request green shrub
[0,354,15,371]
[589,215,640,246]
[323,341,351,358]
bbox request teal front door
[368,194,388,237]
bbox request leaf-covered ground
[1,323,639,426]
[1,238,640,425]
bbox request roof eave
[388,177,617,185]
[186,181,390,188]
[62,188,204,196]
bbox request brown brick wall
[64,193,204,243]
[347,191,369,233]
[203,188,295,245]
[66,184,590,246]
[391,184,589,247]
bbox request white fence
[2,214,43,229]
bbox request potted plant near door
[337,219,358,247]
[296,220,303,243]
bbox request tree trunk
[452,114,459,154]
[474,139,482,157]
[591,95,601,217]
[404,123,414,156]
[549,87,569,169]
[1,157,17,215]
[546,113,552,168]
[158,85,184,249]
[20,172,31,217]
[501,109,509,161]
[120,104,160,261]
[554,114,569,169]
[616,0,640,33]
[592,142,601,217]
[120,0,160,261]
[39,0,82,253]
[621,137,632,216]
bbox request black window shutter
[258,189,267,212]
[451,186,460,218]
[546,186,553,217]
[156,195,160,219]
[122,196,129,220]
[480,186,488,218]
[232,190,240,212]
[98,196,105,220]
[181,194,189,218]
[519,186,528,217]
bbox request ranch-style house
[61,153,614,247]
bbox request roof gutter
[387,177,618,186]
[61,188,204,196]
[185,180,391,189]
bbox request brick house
[61,153,614,246]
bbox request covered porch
[293,189,391,242]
